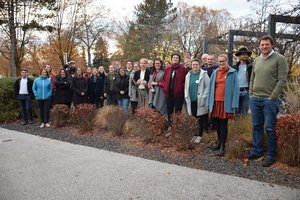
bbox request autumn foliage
[50,104,70,128]
[276,114,300,167]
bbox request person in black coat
[14,68,34,125]
[54,68,72,107]
[98,66,106,107]
[87,68,104,109]
[115,67,130,114]
[71,68,88,107]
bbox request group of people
[14,35,289,167]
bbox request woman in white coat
[184,59,210,143]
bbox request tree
[0,0,56,77]
[76,1,110,67]
[93,37,109,69]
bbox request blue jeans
[249,96,279,160]
[118,98,129,114]
[17,94,33,122]
[237,90,249,115]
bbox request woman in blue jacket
[32,68,53,128]
[206,54,239,156]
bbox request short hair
[259,35,275,46]
[191,59,201,64]
[40,68,48,76]
[171,53,181,62]
[139,58,148,64]
[201,53,209,59]
[21,68,28,72]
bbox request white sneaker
[194,136,202,144]
[45,123,50,128]
[191,136,197,143]
[40,123,45,128]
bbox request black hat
[235,47,252,56]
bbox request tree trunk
[8,0,16,78]
[87,46,91,67]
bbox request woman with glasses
[206,54,239,156]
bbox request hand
[120,91,124,95]
[81,92,85,96]
[151,82,157,86]
[104,93,107,97]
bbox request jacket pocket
[199,97,207,107]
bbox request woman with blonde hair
[206,54,239,156]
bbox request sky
[100,0,253,20]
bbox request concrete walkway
[0,127,299,200]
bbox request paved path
[0,128,299,200]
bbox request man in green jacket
[248,35,289,167]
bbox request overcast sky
[100,0,253,20]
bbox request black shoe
[208,143,220,152]
[261,159,276,167]
[247,154,262,160]
[215,149,225,156]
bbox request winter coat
[160,64,188,97]
[71,76,88,106]
[206,67,240,113]
[32,76,52,100]
[185,69,210,116]
[148,70,167,116]
[115,75,129,100]
[54,76,72,104]
[87,76,104,102]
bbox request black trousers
[191,102,208,137]
[130,101,138,114]
[38,99,51,124]
[166,95,184,121]
[214,118,228,145]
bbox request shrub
[276,114,300,167]
[71,103,97,132]
[284,81,300,114]
[226,116,252,159]
[169,112,198,150]
[50,104,70,127]
[132,108,166,143]
[94,105,127,136]
[0,78,20,122]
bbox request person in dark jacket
[98,66,106,107]
[233,47,253,115]
[87,67,104,109]
[105,65,118,105]
[14,68,34,125]
[54,68,72,107]
[115,67,130,114]
[71,68,88,107]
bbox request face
[21,70,28,78]
[207,56,214,66]
[218,56,228,67]
[133,63,139,71]
[98,66,104,73]
[202,55,208,64]
[60,70,66,77]
[70,62,76,68]
[164,62,171,68]
[119,68,125,76]
[184,52,191,59]
[41,69,47,77]
[139,60,148,69]
[259,39,273,56]
[109,66,114,73]
[191,61,200,72]
[126,62,133,70]
[171,55,180,64]
[92,68,98,76]
[239,53,249,62]
[77,68,82,75]
[114,61,120,69]
[154,60,161,70]
[45,65,51,72]
[86,67,92,74]
[148,60,153,68]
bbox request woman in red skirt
[206,54,240,156]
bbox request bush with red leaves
[276,114,300,167]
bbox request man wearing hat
[67,60,77,77]
[233,47,253,115]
